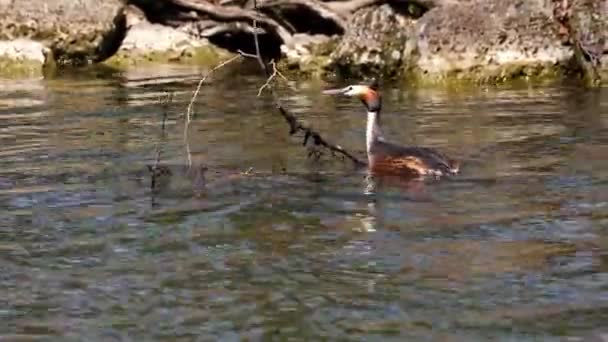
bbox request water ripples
[0,69,607,340]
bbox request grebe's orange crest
[360,87,378,103]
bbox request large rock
[104,5,235,68]
[327,4,417,78]
[0,39,50,77]
[413,0,575,83]
[0,0,127,67]
[279,33,337,77]
[567,0,608,86]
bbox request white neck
[366,111,382,153]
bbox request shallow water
[1,64,607,341]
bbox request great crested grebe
[323,82,460,178]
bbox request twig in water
[257,60,278,96]
[181,0,366,168]
[244,0,367,167]
[257,60,293,96]
[184,54,241,167]
[186,54,241,123]
[150,93,174,195]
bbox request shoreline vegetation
[0,0,606,86]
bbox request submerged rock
[0,39,50,77]
[0,0,127,68]
[327,4,417,78]
[412,0,574,83]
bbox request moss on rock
[405,61,571,88]
[0,39,55,78]
[104,45,233,69]
[103,22,234,69]
[0,56,43,78]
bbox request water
[0,63,607,341]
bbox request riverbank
[1,0,606,86]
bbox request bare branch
[186,54,241,123]
[258,0,348,28]
[237,49,259,59]
[324,0,380,15]
[249,0,366,167]
[169,0,294,44]
[323,0,455,14]
[278,105,367,166]
[185,54,241,167]
[257,60,279,96]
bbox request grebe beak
[322,87,348,95]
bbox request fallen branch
[324,0,380,15]
[322,0,452,15]
[247,0,367,167]
[258,0,348,28]
[184,53,241,167]
[256,60,290,96]
[254,60,365,165]
[167,0,294,44]
[198,22,265,38]
[186,54,241,123]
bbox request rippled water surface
[1,64,607,341]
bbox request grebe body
[323,83,459,178]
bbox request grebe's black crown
[366,78,380,91]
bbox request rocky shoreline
[0,0,606,86]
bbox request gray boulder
[327,4,417,79]
[412,0,574,83]
[0,0,127,67]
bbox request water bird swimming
[322,82,459,178]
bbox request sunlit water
[1,63,607,341]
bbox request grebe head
[322,81,381,113]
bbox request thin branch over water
[183,0,366,169]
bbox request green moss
[277,55,570,89]
[403,61,571,88]
[277,57,571,88]
[103,45,234,69]
[0,56,44,78]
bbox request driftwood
[128,0,446,54]
[170,0,293,43]
[258,0,349,29]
